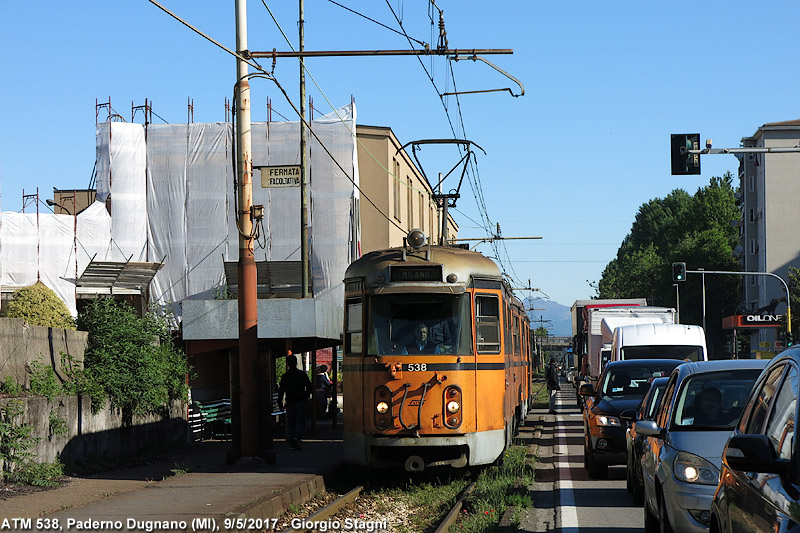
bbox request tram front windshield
[368,293,472,356]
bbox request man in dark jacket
[278,354,313,450]
[546,356,561,414]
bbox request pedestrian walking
[277,354,313,450]
[546,356,561,414]
[316,364,333,419]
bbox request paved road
[524,378,646,532]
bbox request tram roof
[345,245,502,282]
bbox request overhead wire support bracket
[445,54,525,97]
[249,48,512,58]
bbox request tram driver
[403,323,441,354]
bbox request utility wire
[147,0,268,73]
[326,0,428,46]
[260,0,437,227]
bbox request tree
[1,281,75,330]
[598,173,741,355]
[76,299,190,425]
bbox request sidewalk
[1,421,345,531]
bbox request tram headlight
[376,402,390,414]
[447,401,460,413]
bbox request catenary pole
[234,0,259,460]
[300,0,309,298]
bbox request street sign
[259,165,301,187]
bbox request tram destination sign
[389,265,443,282]
[259,165,301,187]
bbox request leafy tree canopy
[597,173,740,355]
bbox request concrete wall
[0,318,87,387]
[0,395,186,467]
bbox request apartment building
[736,119,800,356]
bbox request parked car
[637,359,769,533]
[710,348,799,533]
[625,376,670,505]
[579,359,683,479]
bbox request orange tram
[342,231,533,471]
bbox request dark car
[579,359,683,479]
[625,376,669,504]
[709,348,800,533]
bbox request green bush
[77,299,191,425]
[0,401,37,482]
[1,281,75,330]
[28,360,62,401]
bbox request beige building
[736,119,800,355]
[356,125,457,252]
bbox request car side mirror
[578,383,595,397]
[634,420,663,438]
[724,434,790,474]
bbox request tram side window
[476,295,501,354]
[346,300,363,355]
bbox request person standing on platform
[546,355,561,415]
[316,364,333,419]
[277,354,313,450]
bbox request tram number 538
[406,363,428,371]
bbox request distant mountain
[525,298,572,337]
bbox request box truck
[586,306,675,381]
[571,299,647,383]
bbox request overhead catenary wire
[259,1,440,227]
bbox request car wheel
[659,492,674,533]
[585,439,608,479]
[644,499,659,533]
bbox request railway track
[276,434,536,533]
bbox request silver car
[636,359,768,532]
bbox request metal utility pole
[299,0,309,298]
[234,0,260,460]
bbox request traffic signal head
[788,332,793,347]
[672,262,687,282]
[670,134,701,175]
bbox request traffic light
[788,331,793,347]
[670,134,701,175]
[672,262,687,282]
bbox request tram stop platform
[0,421,345,531]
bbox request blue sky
[2,1,799,307]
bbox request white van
[611,323,707,362]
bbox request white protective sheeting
[0,203,113,316]
[95,122,147,262]
[145,103,359,312]
[0,103,358,322]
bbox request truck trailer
[571,299,647,383]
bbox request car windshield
[600,363,677,399]
[367,293,472,356]
[621,345,704,361]
[672,369,764,431]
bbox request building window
[393,160,401,221]
[407,177,413,229]
[419,192,425,231]
[751,275,756,286]
[749,239,756,255]
[749,208,755,223]
[748,175,755,192]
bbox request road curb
[521,413,556,532]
